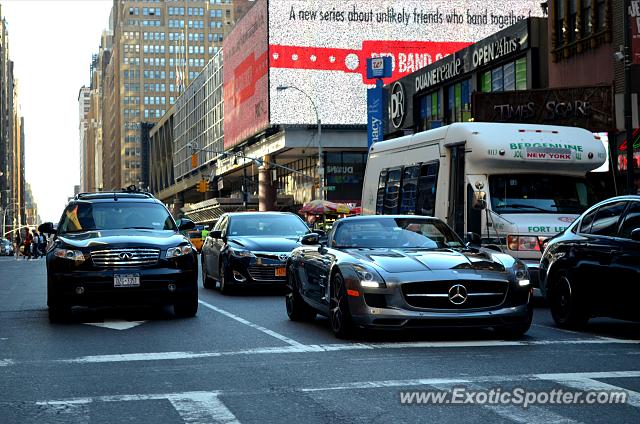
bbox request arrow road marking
[82,320,147,331]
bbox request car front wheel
[330,272,354,339]
[549,271,589,329]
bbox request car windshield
[332,217,464,249]
[489,174,598,214]
[57,202,177,234]
[228,214,309,237]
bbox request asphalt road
[1,255,639,423]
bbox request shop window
[515,58,527,90]
[480,58,527,93]
[446,79,471,124]
[480,72,491,93]
[491,67,503,92]
[503,62,515,91]
[417,92,441,132]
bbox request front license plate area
[275,267,286,277]
[114,274,140,287]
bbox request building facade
[78,86,91,192]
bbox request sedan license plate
[114,274,140,287]
[275,267,286,277]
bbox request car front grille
[91,248,160,268]
[402,280,508,310]
[247,264,286,282]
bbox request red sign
[617,128,640,171]
[223,0,269,149]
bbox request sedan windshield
[57,202,177,234]
[228,214,309,237]
[332,217,464,249]
[489,174,598,214]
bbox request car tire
[219,262,233,295]
[201,257,214,289]
[48,304,71,323]
[496,305,533,339]
[329,272,354,339]
[174,290,198,318]
[549,271,589,329]
[285,266,316,322]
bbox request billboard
[268,0,544,126]
[223,0,269,149]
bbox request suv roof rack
[75,186,155,201]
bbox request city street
[1,256,639,423]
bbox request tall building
[0,5,27,237]
[92,0,235,191]
[78,86,91,192]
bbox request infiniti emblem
[119,252,133,260]
[448,284,468,305]
[278,253,289,261]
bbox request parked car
[285,215,533,338]
[0,238,14,256]
[39,189,199,322]
[540,195,640,328]
[201,212,314,293]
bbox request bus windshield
[489,174,598,215]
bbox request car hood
[344,248,506,274]
[56,229,188,249]
[229,236,301,252]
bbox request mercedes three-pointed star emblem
[448,284,468,305]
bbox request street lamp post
[276,85,324,201]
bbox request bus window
[400,165,420,214]
[416,162,438,216]
[376,170,387,215]
[384,168,402,214]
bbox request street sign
[366,56,392,79]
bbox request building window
[581,0,592,36]
[417,91,441,131]
[595,0,606,31]
[446,79,471,124]
[479,57,527,92]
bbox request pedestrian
[23,227,32,260]
[201,225,210,240]
[13,230,21,260]
[39,231,47,256]
[31,230,40,259]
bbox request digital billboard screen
[268,0,544,126]
[223,0,269,149]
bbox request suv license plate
[114,274,140,287]
[275,267,286,277]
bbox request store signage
[390,81,406,129]
[414,56,463,92]
[473,86,613,132]
[472,35,521,68]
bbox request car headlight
[513,261,530,286]
[228,247,254,258]
[53,248,85,264]
[167,244,193,258]
[353,264,386,288]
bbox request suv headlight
[53,248,85,264]
[228,247,254,258]
[353,264,386,288]
[513,261,530,286]
[167,245,193,258]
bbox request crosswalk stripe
[535,376,640,409]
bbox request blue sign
[366,57,392,79]
[367,79,385,148]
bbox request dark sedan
[540,195,640,328]
[285,215,533,338]
[201,212,313,293]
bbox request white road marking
[55,337,640,364]
[532,324,625,341]
[0,359,14,366]
[198,300,308,348]
[36,391,239,424]
[83,320,147,330]
[35,400,90,424]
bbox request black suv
[39,190,198,322]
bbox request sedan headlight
[353,264,386,288]
[513,261,530,286]
[53,248,85,264]
[167,245,193,258]
[228,247,254,258]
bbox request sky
[1,0,112,222]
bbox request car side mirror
[314,229,326,237]
[38,222,56,235]
[209,230,222,239]
[632,228,640,242]
[301,233,320,245]
[466,232,481,246]
[176,218,196,231]
[472,191,487,210]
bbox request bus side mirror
[472,191,487,210]
[466,232,482,246]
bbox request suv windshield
[332,217,464,249]
[489,174,598,215]
[57,202,177,234]
[228,214,309,237]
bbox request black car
[285,215,533,338]
[201,212,313,293]
[39,190,199,322]
[540,195,640,328]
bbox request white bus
[361,122,607,289]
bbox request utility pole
[625,0,636,193]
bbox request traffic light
[197,180,209,193]
[191,153,198,169]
